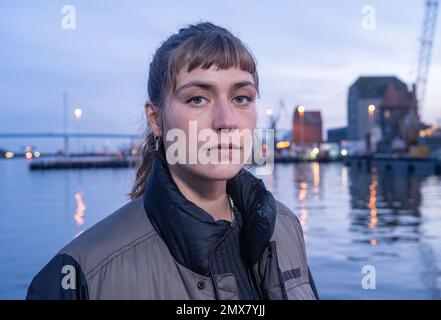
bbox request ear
[145,100,162,137]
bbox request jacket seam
[85,230,157,280]
[276,210,301,226]
[284,278,311,291]
[214,273,240,296]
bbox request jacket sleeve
[26,253,89,300]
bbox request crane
[266,99,289,142]
[416,0,439,110]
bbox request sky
[1,0,440,152]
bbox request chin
[195,163,244,181]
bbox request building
[377,83,419,152]
[292,109,323,147]
[327,127,347,144]
[347,76,419,153]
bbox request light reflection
[74,191,86,226]
[367,168,379,246]
[348,164,423,246]
[299,182,308,201]
[368,170,378,231]
[341,166,348,187]
[74,230,85,238]
[312,162,320,197]
[265,165,276,193]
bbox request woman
[27,22,318,300]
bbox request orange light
[368,174,378,230]
[298,182,308,201]
[368,104,375,116]
[25,152,33,159]
[5,152,14,159]
[276,141,290,149]
[419,124,438,137]
[312,162,320,187]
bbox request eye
[187,96,209,107]
[233,95,253,106]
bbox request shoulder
[272,199,306,249]
[274,199,302,231]
[58,196,157,277]
[271,199,318,299]
[27,197,162,299]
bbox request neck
[168,165,232,222]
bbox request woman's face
[161,66,258,181]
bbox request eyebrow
[174,80,258,95]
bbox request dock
[29,156,138,170]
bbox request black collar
[143,154,276,274]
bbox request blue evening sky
[1,0,440,151]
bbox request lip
[209,143,241,151]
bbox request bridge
[0,132,141,139]
[0,132,143,155]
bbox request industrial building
[292,108,323,148]
[346,76,420,154]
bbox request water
[1,159,440,299]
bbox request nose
[212,99,238,132]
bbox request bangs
[167,31,259,93]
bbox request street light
[367,104,376,153]
[265,108,275,132]
[74,108,83,154]
[265,108,274,116]
[74,108,83,120]
[368,104,376,118]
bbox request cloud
[0,0,439,151]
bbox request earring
[154,135,161,151]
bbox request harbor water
[0,159,440,299]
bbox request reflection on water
[0,159,440,299]
[347,165,440,298]
[349,166,422,245]
[0,159,133,299]
[73,190,86,238]
[260,161,441,299]
[74,191,86,227]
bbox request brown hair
[129,22,259,199]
